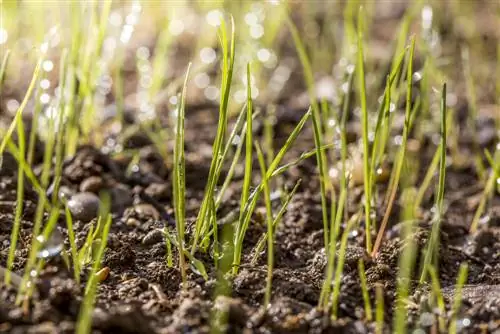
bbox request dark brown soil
[1,2,499,333]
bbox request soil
[1,2,499,334]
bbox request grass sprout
[172,63,191,286]
[358,259,373,321]
[428,265,446,332]
[255,142,274,307]
[375,284,384,334]
[371,36,416,257]
[0,49,11,95]
[420,83,447,283]
[191,16,236,254]
[448,263,469,334]
[286,14,330,250]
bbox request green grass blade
[358,259,373,321]
[420,82,447,282]
[65,204,80,284]
[286,14,329,250]
[356,9,373,253]
[448,263,469,334]
[372,37,416,257]
[173,63,191,286]
[0,49,11,95]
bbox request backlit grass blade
[65,204,80,284]
[448,263,468,334]
[286,15,329,250]
[371,37,416,257]
[356,9,373,253]
[191,16,235,254]
[250,180,301,265]
[173,63,191,286]
[419,82,447,282]
[358,259,373,321]
[255,142,274,307]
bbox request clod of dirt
[110,184,134,214]
[92,304,154,333]
[213,296,249,329]
[166,298,211,333]
[67,192,100,222]
[142,229,164,246]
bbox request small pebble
[67,192,100,222]
[134,204,160,220]
[80,176,104,193]
[142,229,164,245]
[111,184,133,213]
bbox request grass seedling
[371,37,416,257]
[76,210,113,334]
[356,9,373,253]
[393,188,418,334]
[5,101,26,286]
[250,180,301,265]
[232,108,311,274]
[428,265,446,332]
[331,212,360,319]
[172,64,191,286]
[287,15,329,249]
[64,205,80,284]
[255,142,274,307]
[375,284,384,334]
[469,149,499,233]
[239,63,254,215]
[420,83,447,283]
[319,68,352,309]
[358,259,373,321]
[448,263,468,334]
[191,17,235,254]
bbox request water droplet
[394,135,403,146]
[30,270,37,278]
[40,42,49,54]
[200,47,216,64]
[462,318,471,327]
[413,71,422,82]
[37,229,63,259]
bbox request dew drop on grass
[421,5,433,31]
[169,96,178,105]
[40,79,50,90]
[6,99,20,112]
[40,93,50,104]
[194,73,210,89]
[257,48,271,62]
[206,10,223,27]
[169,19,184,36]
[204,86,219,101]
[0,28,8,44]
[250,24,264,39]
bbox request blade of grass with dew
[358,259,373,321]
[232,108,311,274]
[256,142,274,307]
[173,63,191,286]
[448,263,469,334]
[393,188,418,334]
[428,265,446,332]
[0,49,11,96]
[286,15,329,250]
[4,107,26,286]
[375,284,384,334]
[356,9,373,253]
[191,17,235,254]
[331,212,360,319]
[250,180,301,265]
[419,83,447,282]
[371,37,416,257]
